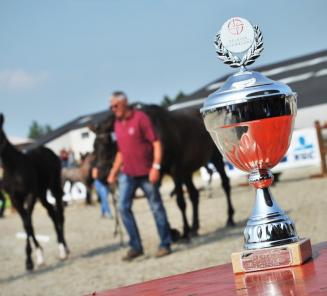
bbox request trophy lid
[201,17,294,113]
[201,70,294,112]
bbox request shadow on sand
[173,219,247,254]
[2,210,295,283]
[0,241,122,284]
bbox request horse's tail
[49,150,65,202]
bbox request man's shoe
[155,247,171,258]
[122,249,144,261]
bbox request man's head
[109,91,129,120]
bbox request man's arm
[138,111,161,183]
[152,140,162,167]
[149,140,162,184]
[107,151,122,184]
[92,167,98,179]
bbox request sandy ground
[0,166,327,296]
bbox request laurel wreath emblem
[214,25,263,68]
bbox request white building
[26,110,109,161]
[45,127,95,159]
[8,136,34,149]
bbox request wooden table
[88,242,327,295]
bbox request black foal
[0,114,69,270]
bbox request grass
[0,190,12,208]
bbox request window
[81,131,89,139]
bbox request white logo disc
[220,17,255,53]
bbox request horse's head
[92,114,117,169]
[80,152,90,162]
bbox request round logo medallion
[220,17,255,53]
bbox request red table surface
[88,242,327,296]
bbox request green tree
[160,91,185,108]
[44,124,52,134]
[174,91,185,103]
[28,121,52,139]
[161,95,173,108]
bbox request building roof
[26,109,110,151]
[27,49,327,151]
[169,49,327,111]
[8,136,34,146]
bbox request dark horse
[93,104,235,239]
[0,114,69,270]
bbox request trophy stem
[239,65,247,72]
[244,169,299,250]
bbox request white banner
[47,181,87,204]
[201,127,321,181]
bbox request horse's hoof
[190,229,199,237]
[58,243,69,260]
[170,228,181,243]
[35,248,45,266]
[26,261,34,271]
[226,220,236,227]
[178,236,191,244]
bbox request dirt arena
[1,166,326,296]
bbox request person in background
[59,148,69,168]
[92,166,113,219]
[107,91,172,261]
[67,149,76,168]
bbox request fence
[314,120,327,176]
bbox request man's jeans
[94,179,112,216]
[118,173,171,252]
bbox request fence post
[315,120,327,176]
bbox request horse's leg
[14,194,41,270]
[204,164,213,199]
[184,174,200,236]
[51,184,69,260]
[211,152,235,226]
[156,175,180,242]
[38,189,66,260]
[85,188,92,205]
[173,176,190,240]
[26,193,45,266]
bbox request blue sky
[1,0,326,137]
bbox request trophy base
[231,238,312,274]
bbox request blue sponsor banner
[275,127,320,171]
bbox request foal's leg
[52,183,69,259]
[14,195,41,270]
[25,194,45,266]
[211,153,235,226]
[184,174,200,236]
[55,196,70,260]
[42,187,69,260]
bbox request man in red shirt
[108,91,172,261]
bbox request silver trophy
[201,18,311,272]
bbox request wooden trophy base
[231,238,312,274]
